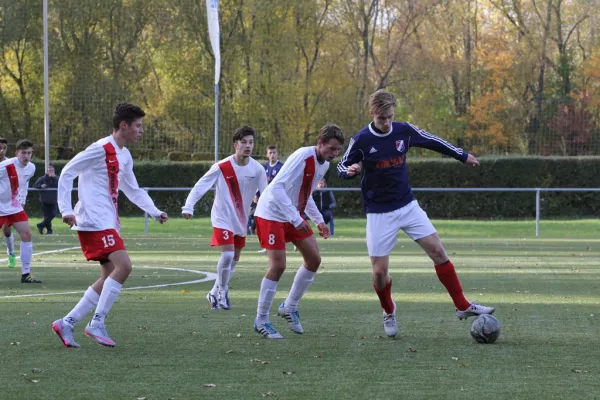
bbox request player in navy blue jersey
[264,145,284,183]
[337,89,495,337]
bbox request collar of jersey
[368,123,393,137]
[108,135,126,153]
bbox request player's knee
[19,231,32,242]
[266,264,286,281]
[221,251,235,265]
[372,266,388,279]
[308,254,321,270]
[116,260,133,276]
[428,246,447,264]
[371,259,389,277]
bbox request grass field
[1,218,599,399]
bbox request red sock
[435,260,471,311]
[374,279,395,314]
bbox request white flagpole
[206,0,221,163]
[43,0,50,170]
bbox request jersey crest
[396,140,405,152]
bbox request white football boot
[456,302,495,320]
[84,322,116,347]
[277,302,304,334]
[52,319,80,348]
[254,320,285,339]
[383,302,398,337]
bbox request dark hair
[16,139,34,150]
[232,126,256,143]
[267,145,278,151]
[0,137,7,145]
[112,102,146,130]
[317,124,345,145]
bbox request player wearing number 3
[253,124,345,339]
[52,103,168,348]
[182,126,268,310]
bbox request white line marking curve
[1,266,217,299]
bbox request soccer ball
[470,314,501,344]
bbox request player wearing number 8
[253,124,345,339]
[182,126,268,310]
[52,102,168,348]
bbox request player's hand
[296,220,311,233]
[41,184,47,188]
[346,163,362,176]
[181,212,193,220]
[317,223,330,239]
[63,215,77,227]
[156,213,169,224]
[465,154,480,167]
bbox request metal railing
[133,187,600,237]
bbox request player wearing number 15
[52,102,168,348]
[182,126,268,310]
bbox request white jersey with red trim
[0,157,36,216]
[255,146,328,227]
[58,135,163,231]
[182,155,268,236]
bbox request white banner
[206,0,221,85]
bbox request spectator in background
[312,178,335,226]
[264,145,284,184]
[34,165,59,235]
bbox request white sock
[284,265,315,312]
[210,251,234,296]
[4,232,14,255]
[230,259,238,279]
[256,278,278,324]
[90,277,122,327]
[20,241,32,275]
[63,287,100,326]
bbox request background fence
[25,187,600,237]
[2,0,600,161]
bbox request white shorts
[366,200,436,257]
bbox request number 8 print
[268,234,275,245]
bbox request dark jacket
[34,175,59,204]
[312,190,336,212]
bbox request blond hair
[369,89,397,114]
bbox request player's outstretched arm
[119,158,164,220]
[407,123,469,162]
[181,164,221,218]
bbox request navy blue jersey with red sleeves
[337,122,469,214]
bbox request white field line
[1,247,217,299]
[0,246,81,263]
